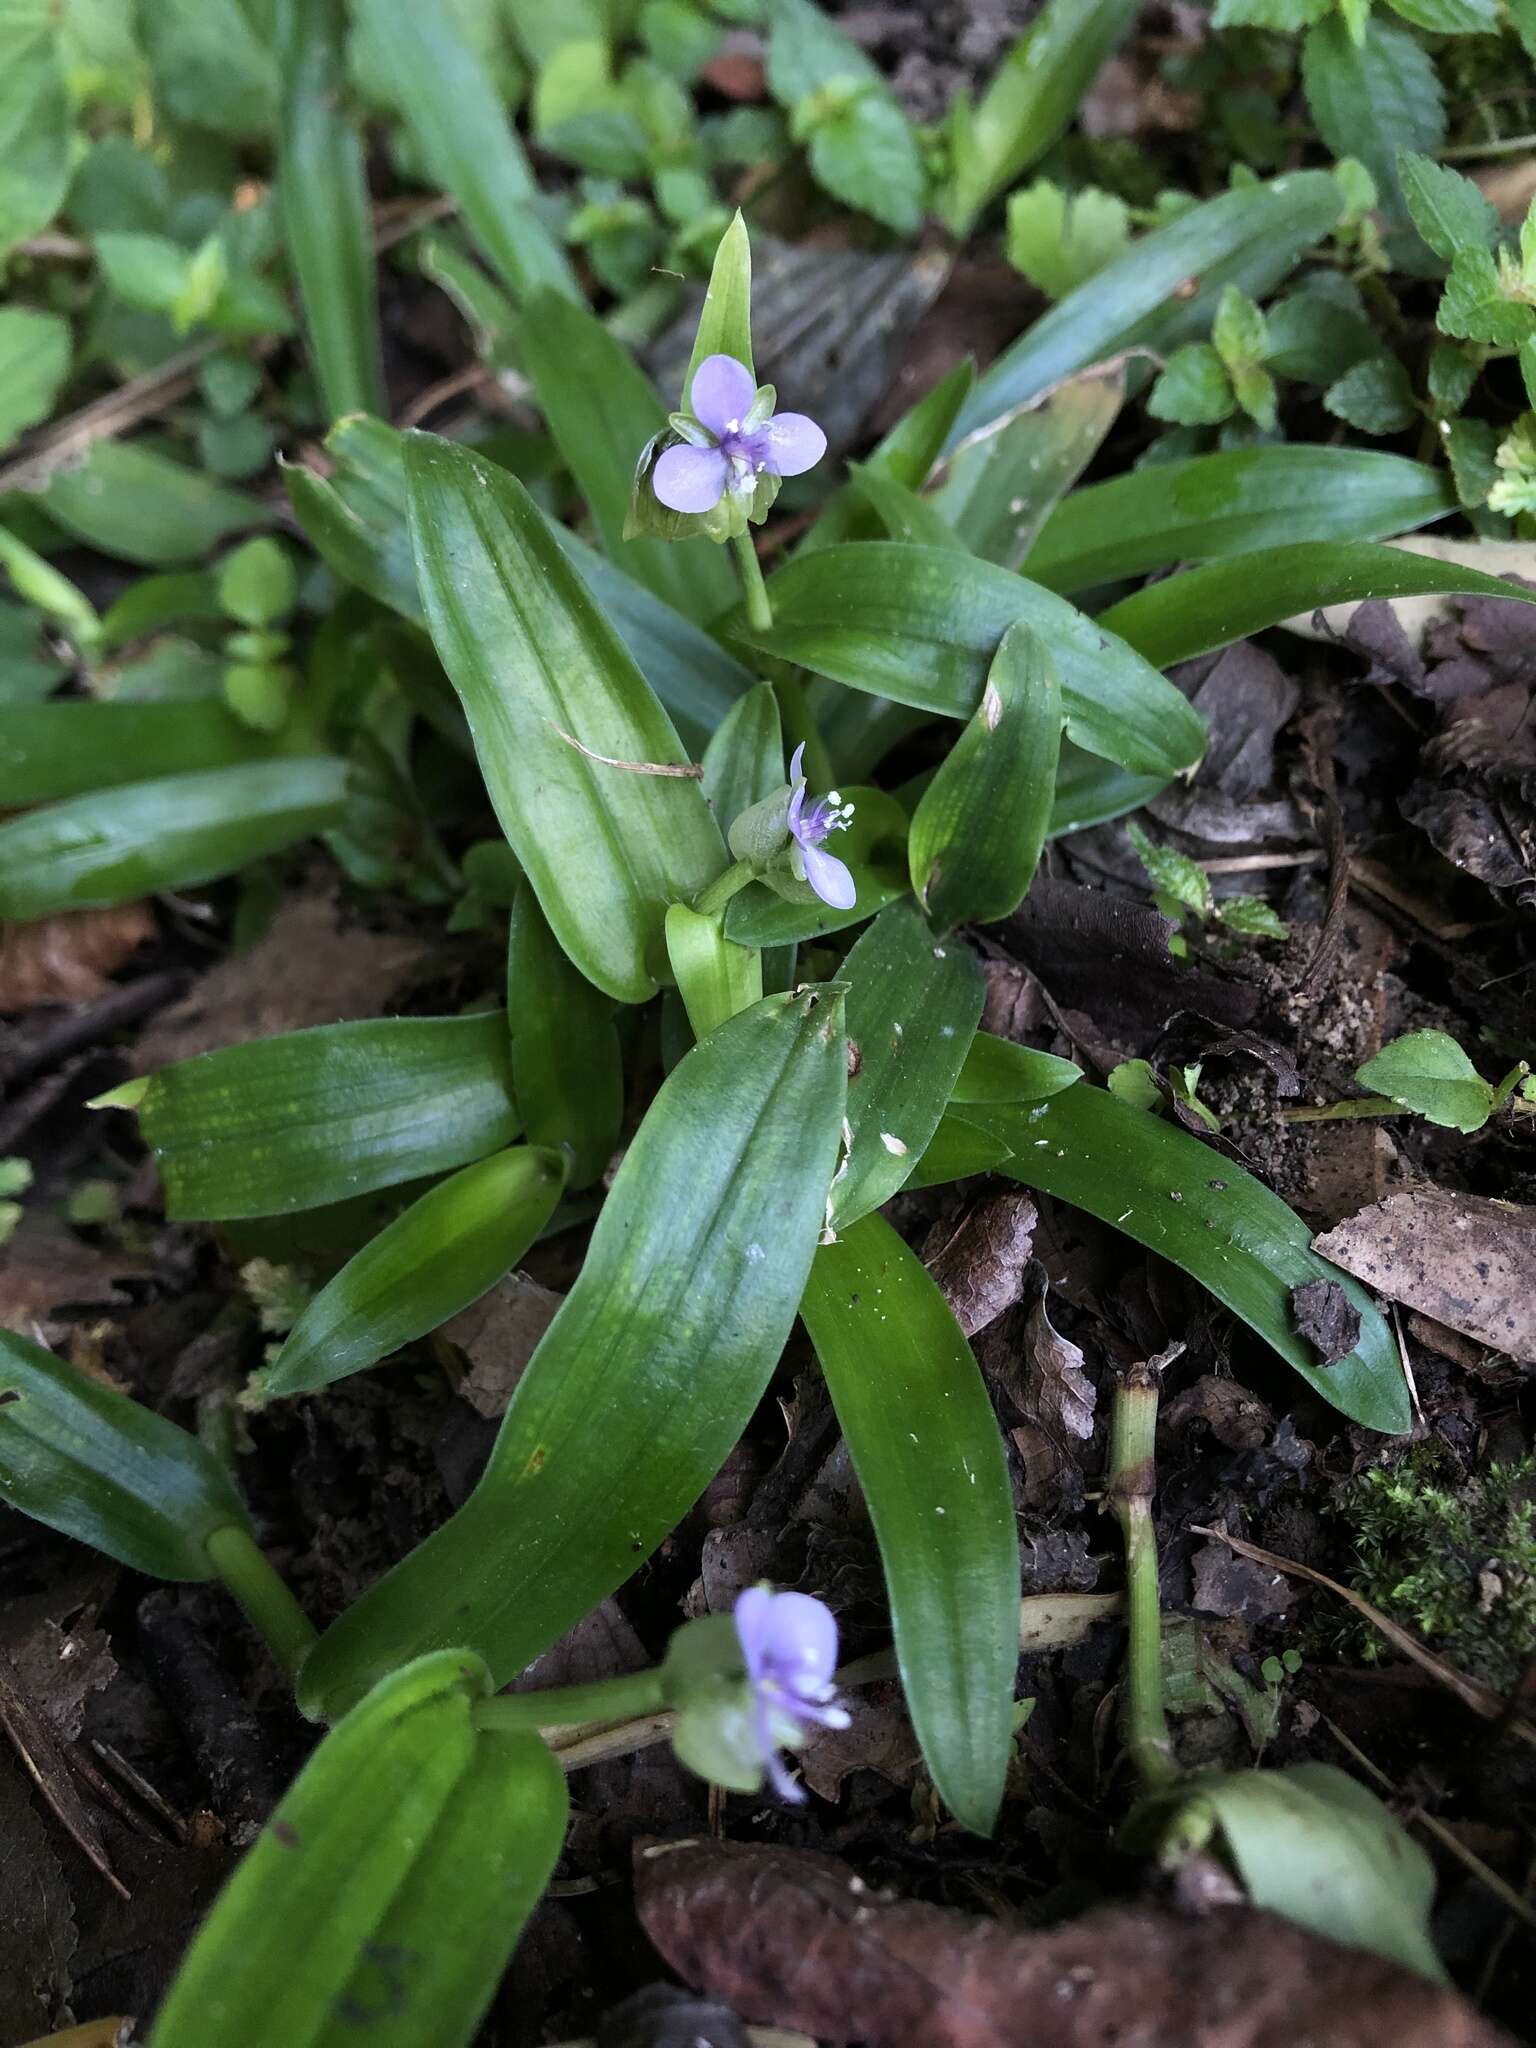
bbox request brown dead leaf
[438,1270,564,1417]
[0,1762,77,2042]
[1162,1376,1270,1450]
[923,1191,1037,1339]
[1314,1190,1536,1366]
[798,1680,921,1802]
[1008,1294,1095,1509]
[635,1838,1511,2048]
[131,888,428,1072]
[0,1654,126,1899]
[0,1220,147,1332]
[0,903,154,1014]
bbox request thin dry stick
[550,726,706,777]
[1191,1524,1536,1742]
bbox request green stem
[474,1667,667,1734]
[692,856,755,917]
[205,1525,319,1683]
[1108,1365,1177,1794]
[731,528,773,633]
[1280,1094,1398,1124]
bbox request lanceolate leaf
[276,0,386,420]
[0,699,276,806]
[1099,541,1536,673]
[0,758,349,922]
[0,1326,252,1581]
[297,988,846,1721]
[926,1087,1410,1432]
[284,415,753,752]
[250,1148,568,1403]
[518,288,735,623]
[146,1651,563,2048]
[508,880,624,1190]
[799,357,976,558]
[831,904,983,1231]
[741,543,1205,779]
[31,443,263,566]
[404,432,725,1003]
[686,210,754,403]
[908,621,1062,929]
[1023,448,1454,595]
[122,1012,521,1221]
[351,0,576,303]
[950,172,1343,446]
[701,681,784,837]
[801,1214,1019,1836]
[951,1031,1081,1105]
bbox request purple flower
[653,355,826,515]
[786,742,856,911]
[734,1586,849,1803]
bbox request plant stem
[732,528,773,633]
[205,1525,319,1683]
[1280,1093,1399,1123]
[692,857,755,917]
[474,1667,667,1734]
[1108,1363,1178,1794]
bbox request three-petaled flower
[786,742,856,911]
[654,354,826,516]
[733,1586,850,1803]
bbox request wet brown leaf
[635,1838,1510,2048]
[923,1191,1037,1339]
[1162,1376,1270,1451]
[438,1270,564,1418]
[0,1762,77,2042]
[1314,1190,1536,1366]
[0,903,154,1015]
[1009,1294,1095,1509]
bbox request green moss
[1329,1448,1536,1692]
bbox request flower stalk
[1107,1360,1178,1794]
[474,1667,668,1734]
[731,528,773,632]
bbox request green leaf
[685,209,754,404]
[1215,893,1289,939]
[297,987,847,1720]
[0,2,74,261]
[0,757,348,922]
[798,356,977,558]
[276,0,385,420]
[518,289,735,623]
[0,307,70,453]
[1356,1028,1493,1132]
[846,464,969,552]
[1324,357,1419,435]
[1213,0,1330,23]
[931,361,1124,571]
[1212,284,1269,372]
[952,172,1343,447]
[126,1011,522,1222]
[806,94,926,236]
[506,879,625,1191]
[0,699,276,806]
[765,0,883,100]
[31,442,263,567]
[1385,0,1496,31]
[741,544,1206,780]
[217,537,296,628]
[665,901,763,1040]
[909,622,1062,928]
[1438,245,1536,347]
[1264,283,1382,384]
[283,415,753,753]
[1443,415,1499,507]
[801,1213,1019,1836]
[139,0,277,137]
[1397,150,1498,264]
[352,0,576,302]
[250,1148,566,1404]
[1005,181,1132,300]
[148,1652,566,2048]
[0,1324,252,1580]
[832,905,984,1231]
[1098,540,1536,673]
[1127,819,1212,918]
[1147,344,1235,428]
[701,680,784,836]
[94,229,190,313]
[950,1031,1082,1105]
[404,432,725,1004]
[1302,15,1444,224]
[941,0,1140,237]
[1170,1765,1444,1982]
[1027,447,1453,596]
[929,1087,1411,1432]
